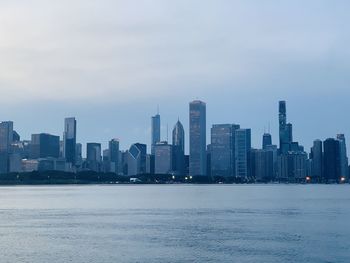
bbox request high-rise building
[75,143,83,167]
[189,100,206,176]
[250,149,274,182]
[30,133,60,159]
[235,129,251,179]
[154,142,172,174]
[172,120,185,175]
[323,138,341,182]
[0,121,13,153]
[211,124,240,177]
[151,113,161,155]
[279,101,293,153]
[0,121,14,174]
[336,134,348,179]
[310,140,323,180]
[262,133,272,150]
[109,139,120,174]
[63,117,77,165]
[86,143,102,172]
[128,143,147,176]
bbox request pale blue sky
[0,0,349,154]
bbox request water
[0,185,349,263]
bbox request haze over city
[1,0,350,153]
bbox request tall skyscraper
[109,139,120,174]
[310,140,323,180]
[63,117,77,165]
[262,133,272,150]
[336,134,348,179]
[279,101,293,153]
[172,120,185,175]
[189,100,206,176]
[86,143,102,172]
[235,129,251,179]
[323,138,341,182]
[0,121,13,153]
[211,124,240,177]
[151,113,161,155]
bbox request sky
[0,0,350,154]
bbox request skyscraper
[323,138,341,182]
[109,139,120,174]
[128,143,147,176]
[172,120,185,175]
[151,113,161,155]
[0,121,13,153]
[189,100,206,176]
[86,143,102,172]
[0,121,14,174]
[262,133,272,150]
[310,140,323,180]
[336,134,348,179]
[279,101,292,153]
[63,117,77,165]
[211,124,240,177]
[235,129,251,179]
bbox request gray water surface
[0,185,349,263]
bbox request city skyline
[0,1,350,155]
[1,99,350,157]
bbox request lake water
[0,185,349,263]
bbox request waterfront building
[211,124,240,177]
[235,129,251,179]
[127,143,147,176]
[310,140,323,180]
[30,133,60,159]
[154,142,172,174]
[172,120,185,175]
[109,139,120,174]
[151,113,161,155]
[86,143,102,172]
[63,117,77,165]
[323,138,341,182]
[189,100,206,176]
[336,134,348,179]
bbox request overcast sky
[1,0,349,154]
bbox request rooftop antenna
[268,122,271,134]
[157,104,159,115]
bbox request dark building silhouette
[310,140,323,180]
[63,117,77,165]
[279,101,293,153]
[86,143,102,172]
[109,139,120,174]
[250,149,274,182]
[30,133,60,159]
[323,138,341,182]
[151,113,161,155]
[189,100,206,176]
[262,133,272,150]
[172,120,185,175]
[336,134,348,179]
